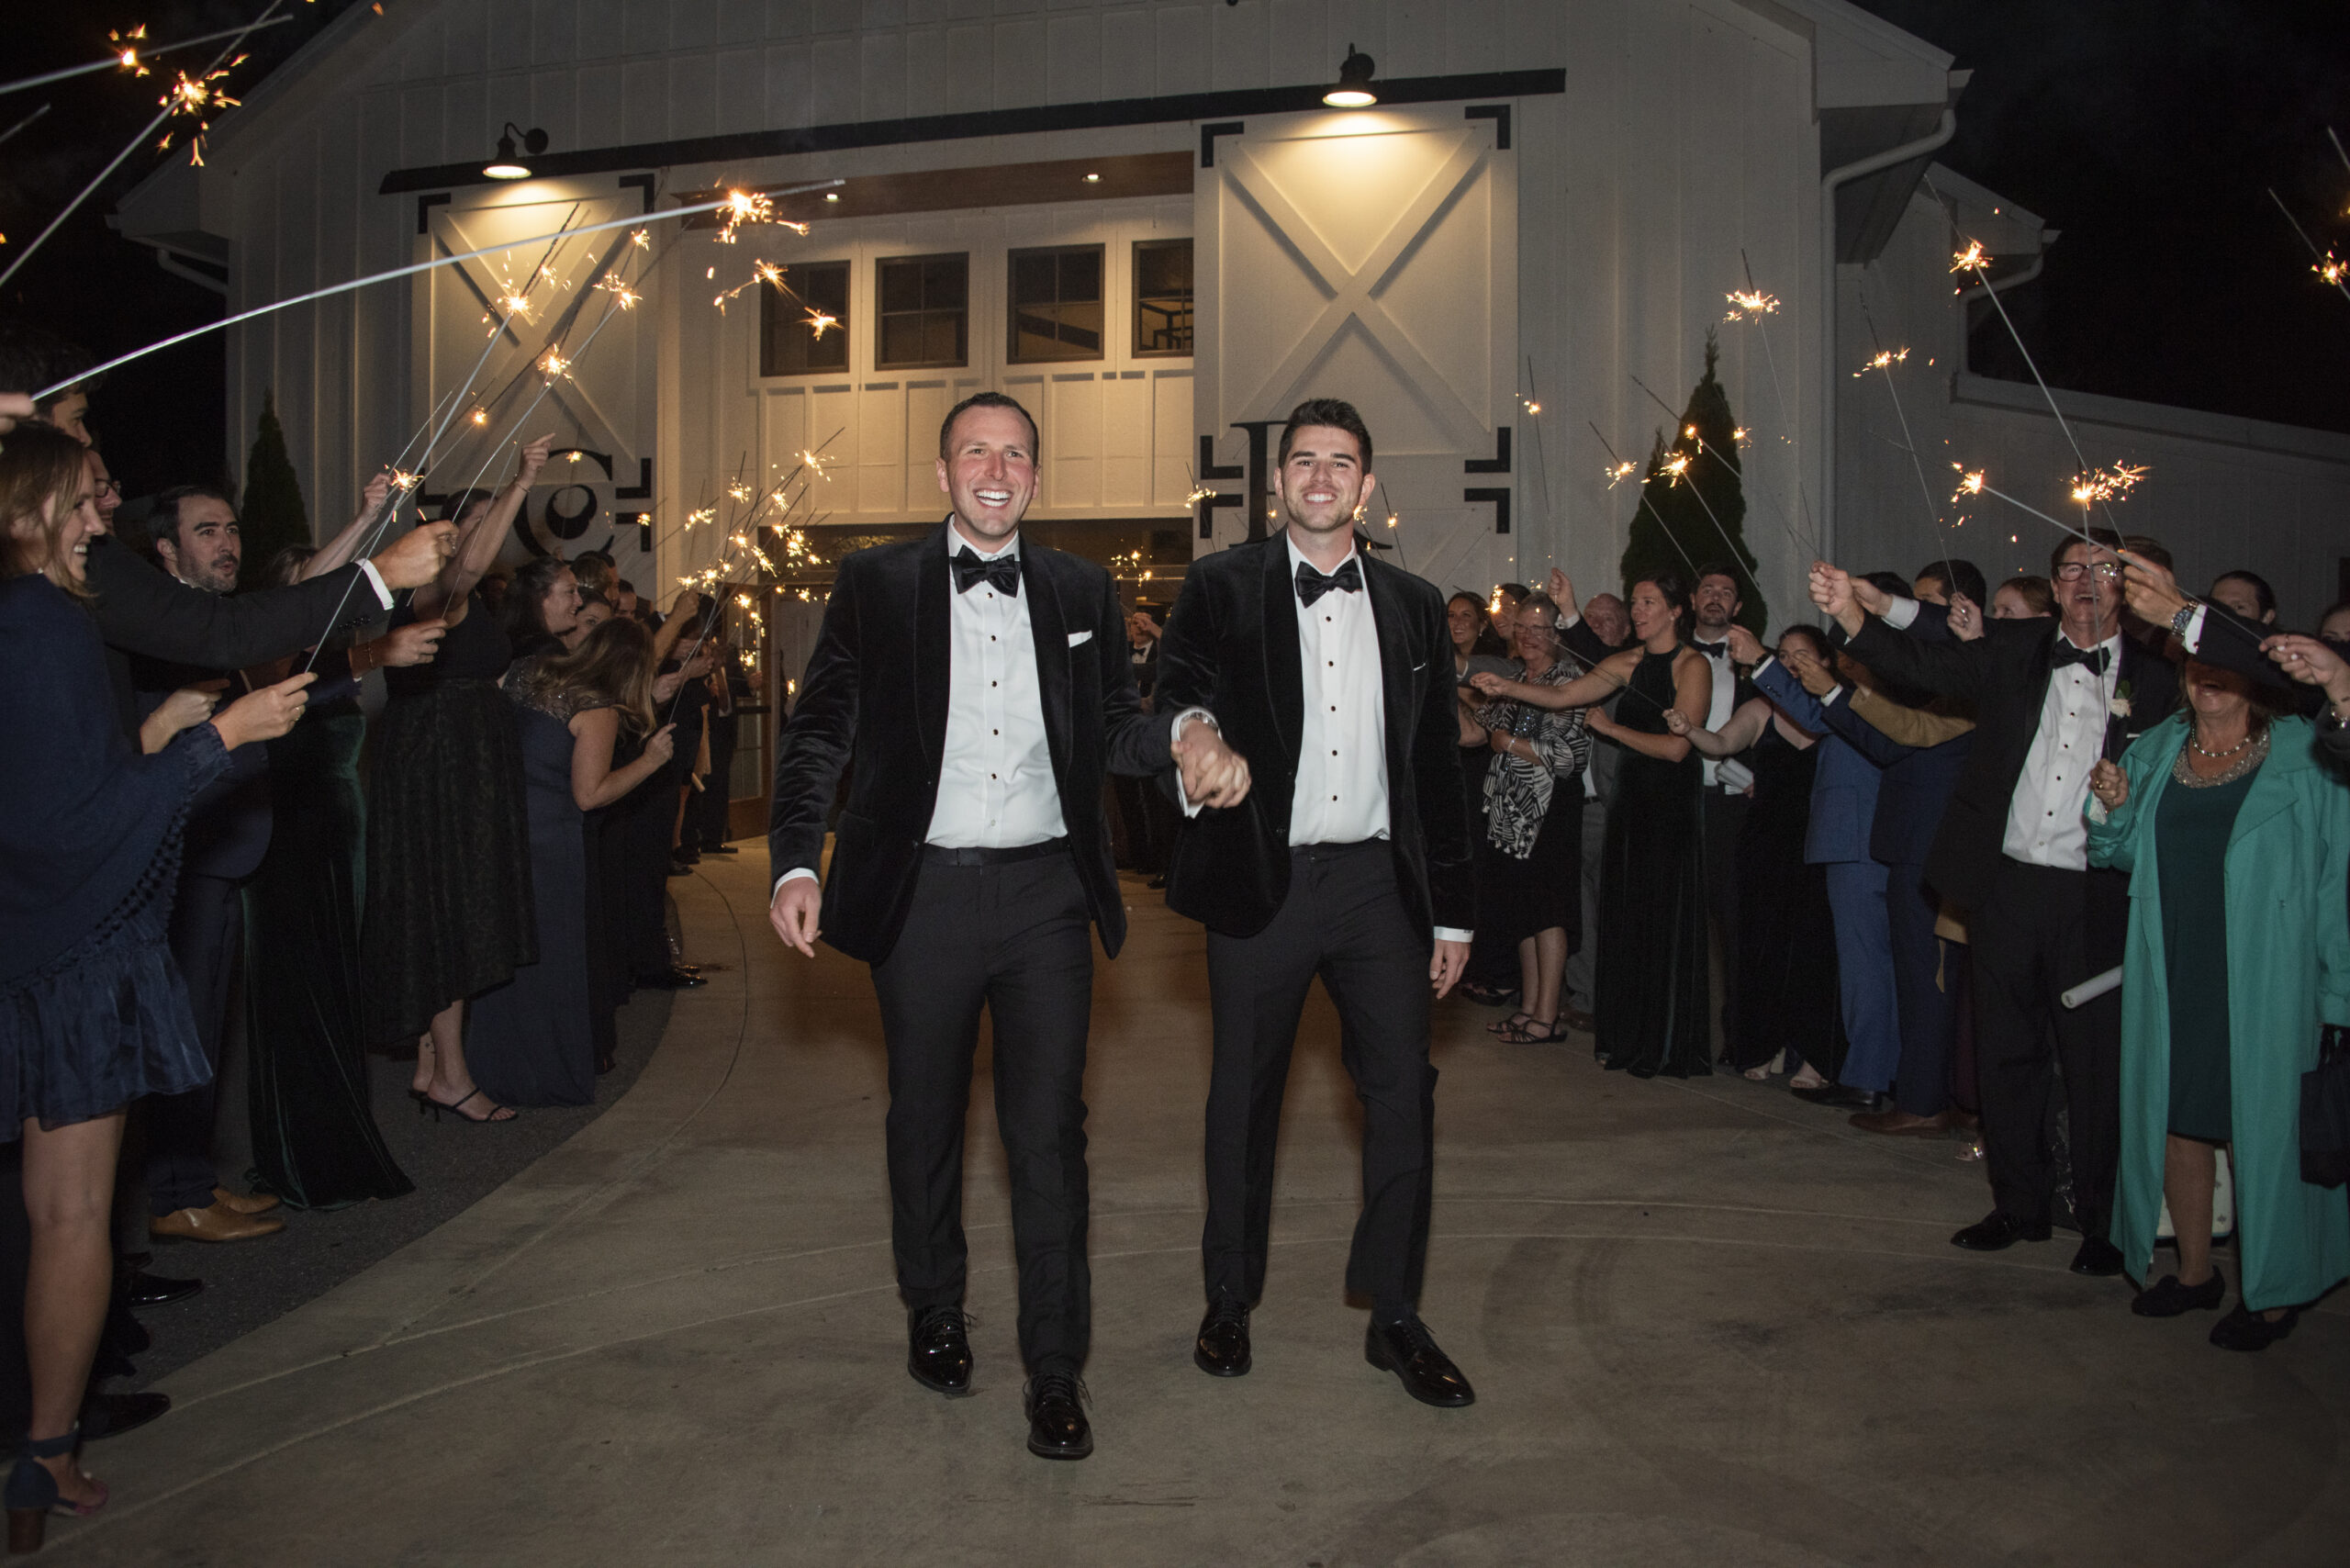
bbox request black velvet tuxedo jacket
[1841,606,2177,912]
[767,521,1169,965]
[1151,535,1472,943]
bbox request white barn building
[117,0,2350,759]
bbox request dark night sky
[7,1,2350,503]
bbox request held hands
[376,617,448,667]
[2264,633,2350,703]
[1662,707,1692,737]
[2088,757,2129,812]
[1724,623,1765,666]
[1850,574,1892,618]
[141,686,220,755]
[643,722,677,768]
[371,521,460,590]
[1948,592,1984,642]
[769,877,822,958]
[2119,549,2191,627]
[1807,561,1861,633]
[1173,717,1252,809]
[1429,937,1469,1000]
[213,673,316,750]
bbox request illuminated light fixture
[484,121,547,180]
[1082,172,1101,183]
[1323,44,1377,108]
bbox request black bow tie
[951,547,1020,597]
[1294,557,1362,607]
[2050,641,2110,675]
[1694,640,1728,658]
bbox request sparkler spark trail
[2270,188,2350,305]
[1603,460,1638,488]
[804,308,839,339]
[1729,250,1822,555]
[1723,289,1779,320]
[2070,463,2149,505]
[157,62,246,164]
[1858,292,1961,593]
[35,180,845,398]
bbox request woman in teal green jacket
[2087,661,2349,1352]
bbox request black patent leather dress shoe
[1950,1211,2052,1251]
[1024,1371,1092,1460]
[127,1268,202,1309]
[2132,1270,2225,1317]
[906,1305,974,1396]
[2070,1236,2125,1277]
[1193,1291,1251,1377]
[1790,1083,1888,1112]
[701,844,739,856]
[81,1390,170,1440]
[1364,1316,1475,1408]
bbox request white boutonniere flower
[2109,695,2132,719]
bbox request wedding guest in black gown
[1474,574,1712,1077]
[1667,624,1845,1080]
[0,423,312,1536]
[242,533,425,1208]
[365,439,553,1125]
[470,621,675,1107]
[1449,591,1522,1005]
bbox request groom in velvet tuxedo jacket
[1153,398,1479,1409]
[766,393,1208,1462]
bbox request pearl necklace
[2188,730,2253,761]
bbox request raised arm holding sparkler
[413,434,554,625]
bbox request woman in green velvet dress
[2087,659,2350,1352]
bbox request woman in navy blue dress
[0,423,311,1540]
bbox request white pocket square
[1068,630,1093,647]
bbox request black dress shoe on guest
[2132,1270,2226,1317]
[631,966,707,991]
[1791,1083,1887,1112]
[1950,1211,2052,1251]
[2070,1237,2125,1277]
[1364,1316,1475,1407]
[1194,1290,1252,1377]
[2210,1302,2300,1352]
[702,844,739,856]
[81,1390,170,1440]
[1023,1371,1092,1460]
[127,1269,202,1309]
[906,1305,975,1396]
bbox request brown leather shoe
[1557,1006,1597,1034]
[151,1202,285,1243]
[1849,1108,1953,1137]
[212,1185,280,1217]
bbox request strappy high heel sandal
[420,1089,516,1125]
[8,1425,106,1552]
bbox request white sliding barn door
[415,187,657,579]
[1196,106,1517,596]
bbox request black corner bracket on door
[1464,104,1511,150]
[1464,487,1512,535]
[1201,121,1246,168]
[1464,427,1511,475]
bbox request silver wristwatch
[2169,604,2196,638]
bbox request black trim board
[1464,426,1511,475]
[380,69,1564,196]
[1465,487,1511,535]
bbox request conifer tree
[1618,331,1765,632]
[240,390,309,571]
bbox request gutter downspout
[1817,106,1954,565]
[147,243,229,297]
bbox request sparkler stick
[1589,420,1704,583]
[32,178,845,399]
[0,103,50,150]
[0,0,289,290]
[0,16,294,98]
[1729,252,1824,554]
[1856,295,1961,593]
[2266,187,2350,305]
[1657,442,1759,597]
[2330,127,2350,179]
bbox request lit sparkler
[112,27,150,76]
[2319,252,2347,287]
[389,469,420,491]
[469,409,488,426]
[1723,289,1779,320]
[156,60,244,165]
[538,349,572,383]
[1856,348,1909,376]
[717,189,773,243]
[2070,462,2148,506]
[1950,241,1991,274]
[1602,460,1638,488]
[596,274,642,309]
[805,308,839,339]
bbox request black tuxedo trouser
[149,871,240,1216]
[1203,841,1435,1316]
[868,850,1093,1374]
[1700,790,1749,1057]
[1887,859,1958,1118]
[1971,857,2125,1235]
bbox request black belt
[923,836,1069,867]
[1289,837,1385,859]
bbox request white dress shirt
[778,527,1063,890]
[2002,629,2121,871]
[1287,533,1390,848]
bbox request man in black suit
[1812,529,2177,1275]
[1152,398,1478,1407]
[767,392,1220,1461]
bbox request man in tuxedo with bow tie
[767,393,1241,1461]
[1688,564,1757,1062]
[1153,398,1478,1408]
[1812,531,2177,1275]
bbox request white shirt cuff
[1752,655,1777,678]
[774,868,817,897]
[1435,926,1472,944]
[357,558,393,610]
[1881,596,1919,630]
[1557,610,1581,630]
[1169,707,1216,817]
[2180,605,2207,654]
[1822,685,1846,707]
